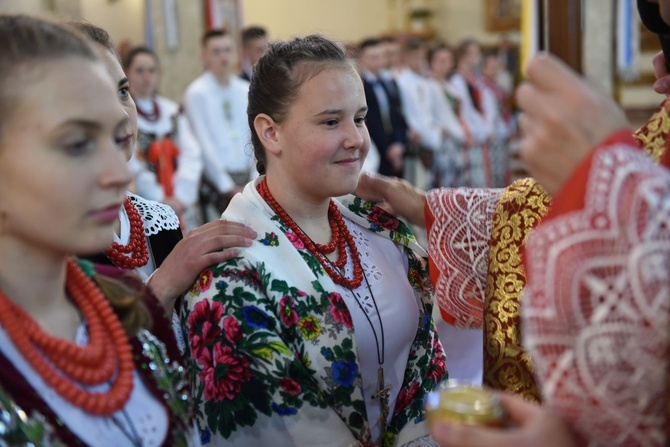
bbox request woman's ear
[254,113,282,156]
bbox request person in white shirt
[426,43,469,188]
[183,29,254,221]
[396,37,458,189]
[124,46,203,231]
[450,39,492,187]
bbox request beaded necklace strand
[105,197,149,269]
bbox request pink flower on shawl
[395,382,420,414]
[328,292,353,328]
[427,338,447,383]
[199,343,252,402]
[188,300,224,358]
[286,231,305,250]
[223,316,243,345]
[279,377,302,395]
[368,207,401,231]
[279,295,299,327]
[189,269,214,296]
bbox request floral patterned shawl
[181,179,447,447]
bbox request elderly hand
[147,219,256,310]
[652,50,670,95]
[430,393,577,447]
[516,53,630,196]
[355,172,427,227]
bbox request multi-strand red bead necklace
[257,178,363,288]
[105,197,149,269]
[0,258,134,415]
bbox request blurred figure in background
[381,34,404,78]
[124,46,204,231]
[357,37,409,178]
[239,25,269,82]
[395,37,439,188]
[481,52,515,187]
[426,43,469,188]
[494,33,517,94]
[183,29,253,222]
[450,39,492,187]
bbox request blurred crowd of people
[119,27,520,231]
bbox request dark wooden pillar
[545,0,583,74]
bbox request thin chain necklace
[110,408,143,447]
[301,214,392,433]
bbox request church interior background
[0,0,662,127]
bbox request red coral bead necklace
[105,197,149,269]
[0,258,135,416]
[257,177,363,288]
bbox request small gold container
[425,380,505,427]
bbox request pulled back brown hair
[0,15,97,137]
[247,34,352,174]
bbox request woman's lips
[91,203,122,223]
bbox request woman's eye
[355,117,366,126]
[118,86,130,100]
[324,119,338,127]
[115,134,132,148]
[63,139,95,156]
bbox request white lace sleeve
[426,187,503,328]
[523,145,670,447]
[128,193,180,236]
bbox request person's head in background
[402,36,427,75]
[201,28,237,85]
[124,46,160,101]
[481,51,502,83]
[248,35,370,202]
[428,43,455,81]
[0,14,132,258]
[380,35,402,71]
[69,20,137,161]
[456,38,482,74]
[498,32,512,52]
[647,0,670,23]
[240,26,268,76]
[357,37,385,77]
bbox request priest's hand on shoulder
[355,172,426,227]
[516,53,630,196]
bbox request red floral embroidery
[395,382,420,414]
[368,207,401,231]
[427,338,447,383]
[328,292,353,328]
[199,343,252,402]
[279,377,302,395]
[188,300,224,358]
[285,231,305,250]
[279,295,299,326]
[223,316,243,345]
[197,269,214,293]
